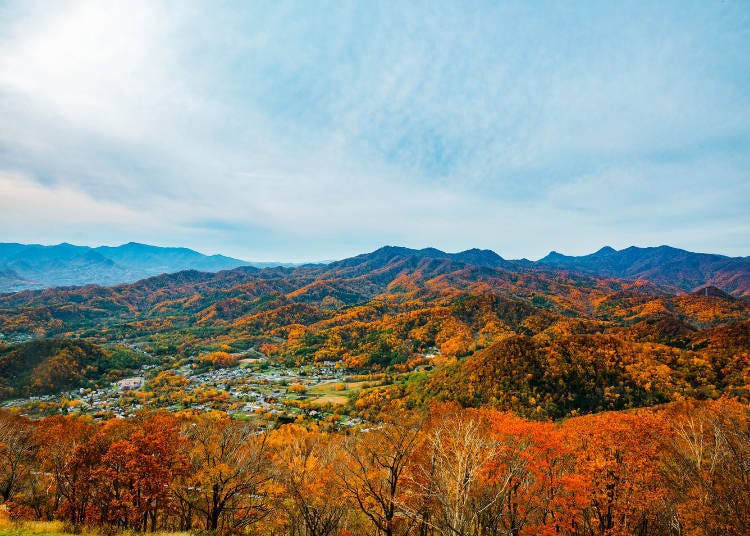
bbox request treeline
[1,400,747,535]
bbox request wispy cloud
[0,0,748,261]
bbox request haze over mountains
[0,242,288,292]
[0,242,748,298]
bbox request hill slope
[0,339,145,398]
[537,245,750,296]
[0,245,748,415]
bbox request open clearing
[311,394,349,406]
[306,380,379,406]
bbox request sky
[0,0,748,262]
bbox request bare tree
[406,410,512,536]
[663,402,750,536]
[338,415,424,536]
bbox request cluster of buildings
[2,358,351,423]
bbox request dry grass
[308,380,374,394]
[0,517,77,536]
[306,379,381,406]
[0,510,191,536]
[311,394,349,406]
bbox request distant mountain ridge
[537,245,750,297]
[1,242,748,297]
[0,242,278,292]
[326,246,506,272]
[319,244,750,297]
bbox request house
[117,377,144,391]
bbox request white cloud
[0,1,747,261]
[0,170,156,228]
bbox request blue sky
[0,0,748,262]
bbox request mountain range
[331,244,750,297]
[0,242,748,298]
[1,243,748,415]
[0,242,294,292]
[538,245,750,297]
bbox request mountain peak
[454,248,505,265]
[117,242,170,251]
[592,246,616,256]
[368,245,422,257]
[540,250,567,262]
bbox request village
[0,354,366,427]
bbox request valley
[3,1,748,531]
[0,245,747,422]
[0,244,748,535]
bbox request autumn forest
[0,245,748,535]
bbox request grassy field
[306,380,376,406]
[0,514,190,536]
[310,394,349,406]
[0,518,93,536]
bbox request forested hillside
[0,245,748,534]
[2,0,747,532]
[0,340,146,399]
[0,246,747,417]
